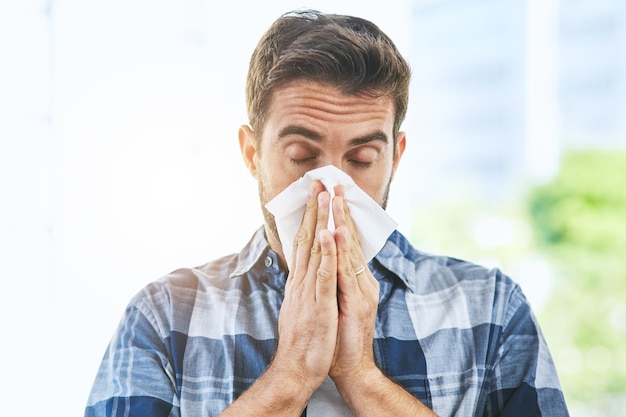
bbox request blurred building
[560,0,626,148]
[407,0,625,203]
[408,0,536,202]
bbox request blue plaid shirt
[85,227,569,416]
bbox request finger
[316,189,331,236]
[332,186,360,250]
[333,195,377,295]
[316,228,337,302]
[332,193,367,270]
[308,190,331,274]
[291,181,324,280]
[331,187,376,297]
[347,237,378,295]
[332,193,360,254]
[335,225,360,296]
[332,193,346,229]
[333,184,345,198]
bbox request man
[85,10,569,417]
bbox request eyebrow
[277,125,389,146]
[277,126,323,142]
[349,131,389,146]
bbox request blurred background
[0,0,624,415]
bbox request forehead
[264,80,395,130]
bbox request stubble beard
[258,177,281,253]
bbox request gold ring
[354,266,365,275]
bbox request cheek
[257,162,299,201]
[351,176,377,197]
[353,167,394,203]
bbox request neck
[264,223,289,271]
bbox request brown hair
[246,10,411,140]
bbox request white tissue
[265,165,397,270]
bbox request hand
[271,180,339,395]
[221,183,435,417]
[329,185,380,385]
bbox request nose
[322,156,347,173]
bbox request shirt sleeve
[484,284,569,417]
[84,290,180,417]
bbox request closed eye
[349,160,373,168]
[285,141,319,166]
[290,157,317,165]
[346,146,379,168]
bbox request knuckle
[305,194,318,211]
[295,227,312,244]
[316,266,332,281]
[310,239,322,255]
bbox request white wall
[0,1,411,415]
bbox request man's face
[239,80,406,259]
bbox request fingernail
[318,192,325,205]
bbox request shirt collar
[372,230,420,293]
[228,227,271,279]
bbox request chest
[175,284,495,416]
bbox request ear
[238,125,258,179]
[391,131,407,176]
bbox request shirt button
[264,256,273,268]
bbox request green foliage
[527,150,626,411]
[529,150,626,252]
[409,149,626,414]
